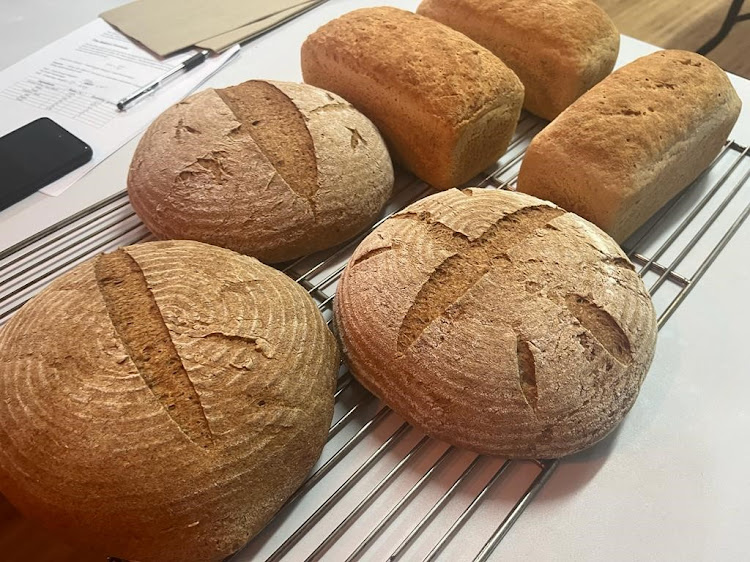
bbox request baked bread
[301,7,524,189]
[0,240,338,562]
[335,189,657,458]
[417,0,619,120]
[128,80,394,263]
[517,50,741,242]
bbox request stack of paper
[0,19,240,196]
[101,0,325,56]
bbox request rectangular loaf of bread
[517,50,741,243]
[301,7,524,189]
[417,0,619,121]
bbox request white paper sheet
[0,18,240,196]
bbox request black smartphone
[0,117,92,211]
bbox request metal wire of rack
[1,114,748,561]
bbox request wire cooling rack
[1,114,749,561]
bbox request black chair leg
[697,0,746,55]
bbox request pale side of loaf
[517,50,742,242]
[0,241,338,562]
[417,0,619,120]
[301,7,524,190]
[335,189,657,458]
[128,80,394,263]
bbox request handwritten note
[0,19,239,196]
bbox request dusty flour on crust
[335,188,657,458]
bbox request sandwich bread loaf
[517,50,741,242]
[417,0,620,120]
[301,7,524,189]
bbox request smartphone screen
[0,118,92,211]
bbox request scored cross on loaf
[335,188,657,458]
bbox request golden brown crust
[128,80,394,263]
[335,189,657,458]
[301,6,524,189]
[0,240,339,562]
[215,80,319,203]
[95,249,215,449]
[417,0,620,120]
[517,50,742,242]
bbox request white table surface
[1,2,749,561]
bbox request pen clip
[116,49,210,111]
[182,50,210,71]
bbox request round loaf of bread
[335,189,657,458]
[0,241,338,562]
[128,80,394,263]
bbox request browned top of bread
[128,80,393,263]
[302,7,522,127]
[0,241,338,562]
[525,50,741,202]
[419,0,617,66]
[216,80,319,202]
[335,189,657,458]
[416,0,619,119]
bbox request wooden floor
[1,2,748,561]
[598,0,750,78]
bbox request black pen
[116,49,210,111]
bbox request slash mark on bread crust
[196,332,275,359]
[309,102,350,115]
[177,151,231,184]
[564,294,632,365]
[175,118,200,138]
[216,81,319,216]
[603,255,636,271]
[346,126,366,149]
[95,250,214,448]
[517,336,538,411]
[392,211,471,246]
[351,245,393,268]
[396,205,565,352]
